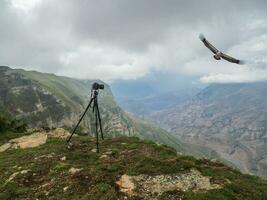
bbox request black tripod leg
[95,101,104,140]
[94,100,99,153]
[67,97,94,143]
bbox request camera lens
[99,84,104,89]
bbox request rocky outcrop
[116,169,223,199]
[47,128,71,138]
[0,128,71,152]
[0,132,47,152]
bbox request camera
[92,82,104,90]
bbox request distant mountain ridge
[152,82,267,178]
[115,88,201,117]
[0,66,192,153]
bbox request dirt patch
[0,128,71,152]
[11,132,47,149]
[0,132,47,152]
[48,128,71,138]
[116,169,223,199]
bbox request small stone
[63,186,69,191]
[116,175,135,196]
[60,156,66,161]
[100,154,108,159]
[91,149,97,153]
[40,183,50,188]
[46,154,54,158]
[20,170,29,174]
[105,151,113,155]
[68,167,82,175]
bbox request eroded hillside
[152,83,267,178]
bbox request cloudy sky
[1,0,267,85]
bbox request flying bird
[199,34,244,65]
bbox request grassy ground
[0,136,267,200]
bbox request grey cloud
[54,0,266,50]
[0,0,267,82]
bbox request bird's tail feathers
[238,60,246,65]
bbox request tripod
[67,88,104,153]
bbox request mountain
[111,72,203,117]
[152,83,267,178]
[0,66,190,153]
[114,88,201,117]
[1,132,267,199]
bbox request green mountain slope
[0,135,267,200]
[0,66,189,153]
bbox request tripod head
[91,82,104,98]
[92,82,104,90]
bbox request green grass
[18,70,89,109]
[0,136,267,200]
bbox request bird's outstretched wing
[221,53,244,64]
[199,34,219,54]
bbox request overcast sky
[1,0,267,84]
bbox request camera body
[92,82,104,90]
